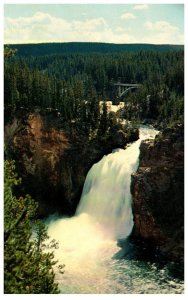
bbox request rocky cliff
[131,124,184,264]
[5,112,139,217]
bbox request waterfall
[76,126,158,239]
[46,126,160,293]
[76,140,140,239]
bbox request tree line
[8,42,183,56]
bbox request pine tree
[4,46,17,59]
[4,160,60,294]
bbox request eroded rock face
[131,124,184,263]
[5,112,139,217]
[5,113,72,216]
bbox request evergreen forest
[5,43,184,128]
[4,43,184,294]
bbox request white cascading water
[76,141,139,239]
[46,127,168,294]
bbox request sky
[4,3,184,45]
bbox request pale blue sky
[4,4,184,44]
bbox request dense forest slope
[4,48,184,126]
[6,42,184,56]
[131,124,184,264]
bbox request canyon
[4,112,184,266]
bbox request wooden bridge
[113,82,142,98]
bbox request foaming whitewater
[76,140,140,239]
[46,127,183,294]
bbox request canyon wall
[131,124,184,264]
